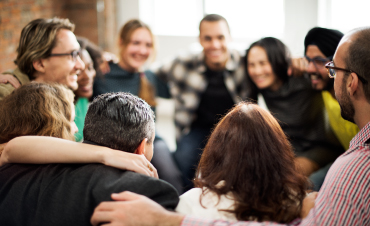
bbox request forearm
[1,136,157,177]
[0,136,107,165]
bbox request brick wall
[0,0,116,72]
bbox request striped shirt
[182,122,370,226]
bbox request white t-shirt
[176,184,237,221]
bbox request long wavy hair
[0,83,75,143]
[194,102,309,223]
[118,19,157,107]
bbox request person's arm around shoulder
[91,191,184,226]
[0,74,21,88]
[0,136,157,178]
[92,192,284,226]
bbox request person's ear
[32,59,46,74]
[348,72,359,96]
[134,138,148,155]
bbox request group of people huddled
[0,12,369,226]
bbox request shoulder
[89,164,179,209]
[162,52,205,71]
[0,83,16,101]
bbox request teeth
[311,75,318,80]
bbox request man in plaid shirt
[155,14,252,191]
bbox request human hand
[103,150,158,178]
[288,57,308,77]
[301,192,318,219]
[99,52,119,75]
[91,191,184,226]
[0,74,21,88]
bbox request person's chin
[76,92,92,99]
[310,79,324,90]
[68,82,79,91]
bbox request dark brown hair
[0,83,75,143]
[194,102,309,223]
[199,14,230,34]
[344,27,370,103]
[77,36,105,78]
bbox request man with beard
[90,26,370,226]
[155,14,250,191]
[302,27,359,190]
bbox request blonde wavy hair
[16,18,75,79]
[0,83,75,143]
[118,19,157,106]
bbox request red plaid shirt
[182,122,370,226]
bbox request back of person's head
[304,27,343,58]
[195,102,308,223]
[16,18,75,79]
[83,92,155,152]
[246,37,291,83]
[199,14,230,33]
[344,27,370,103]
[0,83,75,143]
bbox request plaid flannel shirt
[155,50,250,140]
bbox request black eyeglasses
[49,49,81,62]
[305,56,331,68]
[325,61,368,84]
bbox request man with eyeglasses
[90,26,370,226]
[300,27,359,190]
[0,17,85,101]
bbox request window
[318,0,370,32]
[140,0,285,39]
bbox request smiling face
[119,27,153,72]
[199,20,230,71]
[35,29,85,91]
[305,45,332,91]
[76,49,96,98]
[247,46,282,91]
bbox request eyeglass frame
[48,49,82,62]
[325,61,368,84]
[304,55,331,69]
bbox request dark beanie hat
[304,27,344,58]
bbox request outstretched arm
[0,136,157,178]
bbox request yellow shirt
[322,91,359,150]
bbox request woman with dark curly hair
[176,102,309,223]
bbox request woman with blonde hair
[93,19,182,193]
[0,82,157,177]
[176,102,309,223]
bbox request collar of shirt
[196,49,242,74]
[347,121,370,154]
